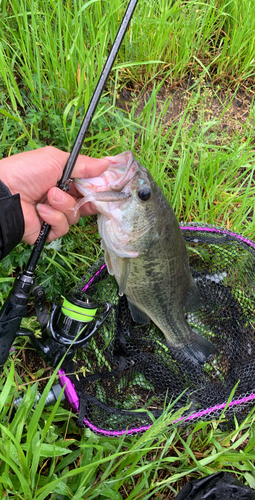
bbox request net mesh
[61,223,255,434]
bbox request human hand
[0,146,109,244]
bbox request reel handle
[24,298,112,368]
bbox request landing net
[59,223,255,435]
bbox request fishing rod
[0,0,139,372]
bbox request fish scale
[74,151,217,365]
[124,198,193,348]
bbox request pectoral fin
[118,258,130,296]
[103,248,130,295]
[104,249,114,276]
[127,299,150,325]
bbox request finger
[45,146,109,180]
[47,187,81,225]
[48,186,100,218]
[36,203,70,242]
[71,156,109,179]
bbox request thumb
[71,156,109,179]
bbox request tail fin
[183,330,217,366]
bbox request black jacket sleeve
[0,180,25,261]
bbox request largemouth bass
[74,151,217,365]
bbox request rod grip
[0,307,27,369]
[0,272,34,370]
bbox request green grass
[1,0,255,498]
[2,366,255,499]
[1,0,255,155]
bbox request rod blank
[27,0,139,273]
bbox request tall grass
[0,0,255,151]
[1,0,255,101]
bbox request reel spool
[50,291,111,348]
[57,293,98,337]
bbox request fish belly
[125,244,192,349]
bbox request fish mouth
[74,151,144,196]
[73,150,147,213]
[107,152,139,192]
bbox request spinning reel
[21,285,112,368]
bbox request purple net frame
[58,225,255,436]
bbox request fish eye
[138,187,151,201]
